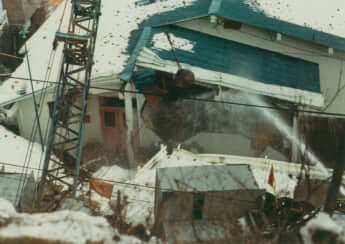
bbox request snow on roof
[112,145,212,225]
[248,0,345,38]
[151,32,196,51]
[0,0,196,104]
[156,164,259,192]
[0,126,42,178]
[0,198,155,244]
[111,146,299,225]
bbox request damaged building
[1,0,345,170]
[154,164,265,242]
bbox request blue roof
[211,0,345,51]
[124,25,321,93]
[132,0,345,52]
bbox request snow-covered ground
[301,212,345,244]
[0,198,157,244]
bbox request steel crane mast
[39,0,101,197]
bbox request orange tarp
[89,178,114,199]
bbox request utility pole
[324,131,345,215]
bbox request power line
[0,160,261,200]
[0,162,258,205]
[0,52,23,60]
[5,74,345,118]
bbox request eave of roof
[0,74,122,107]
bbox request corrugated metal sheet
[0,172,35,208]
[145,0,210,27]
[122,0,344,94]
[132,69,157,90]
[156,164,259,192]
[137,47,324,107]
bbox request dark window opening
[223,19,242,29]
[100,97,137,108]
[104,111,115,127]
[192,193,205,220]
[162,191,174,201]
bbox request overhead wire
[0,52,23,60]
[4,74,345,118]
[14,41,45,204]
[2,0,345,206]
[13,0,70,206]
[0,160,262,204]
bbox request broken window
[104,111,115,127]
[223,19,242,29]
[192,193,205,220]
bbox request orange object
[268,165,276,190]
[142,86,168,105]
[89,178,114,199]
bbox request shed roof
[156,164,259,192]
[0,172,35,207]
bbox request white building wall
[83,95,103,145]
[177,18,345,116]
[17,93,105,147]
[17,93,54,145]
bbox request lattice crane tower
[39,0,102,197]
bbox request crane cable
[14,0,70,206]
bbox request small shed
[0,171,36,210]
[154,164,265,242]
